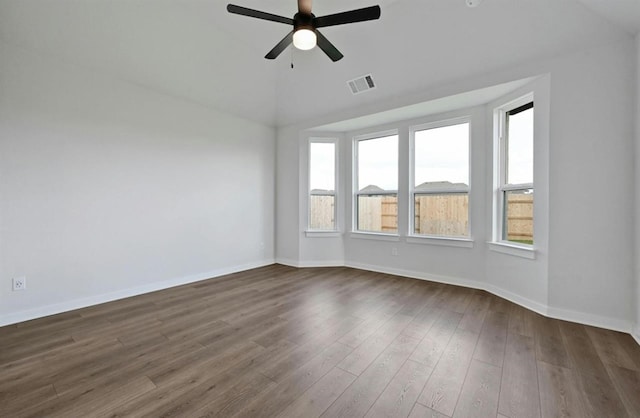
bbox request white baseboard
[275,257,301,268]
[0,259,275,327]
[545,305,633,334]
[344,261,483,291]
[298,260,346,268]
[339,259,636,339]
[484,283,549,317]
[633,325,640,346]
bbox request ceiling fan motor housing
[293,12,315,32]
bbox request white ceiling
[576,0,640,34]
[0,0,635,127]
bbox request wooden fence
[310,195,335,230]
[310,193,533,241]
[414,194,468,236]
[505,193,534,242]
[357,196,398,232]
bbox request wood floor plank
[417,329,479,417]
[232,341,353,417]
[193,372,276,418]
[586,326,638,370]
[409,403,451,418]
[24,376,156,418]
[276,367,357,418]
[473,310,508,367]
[452,359,501,418]
[0,383,58,417]
[498,332,541,418]
[508,304,536,338]
[337,300,404,348]
[0,265,638,418]
[457,293,490,334]
[606,364,640,416]
[364,359,432,418]
[323,334,421,417]
[558,321,609,378]
[573,369,628,418]
[148,340,264,388]
[337,313,414,376]
[410,309,462,368]
[531,314,570,368]
[0,336,123,390]
[537,361,586,418]
[402,305,444,341]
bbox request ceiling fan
[226,0,381,62]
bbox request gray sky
[311,111,533,191]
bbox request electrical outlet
[12,277,26,291]
[391,247,398,256]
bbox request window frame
[409,116,472,240]
[307,137,339,233]
[352,129,399,236]
[493,94,534,249]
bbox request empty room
[1,0,640,417]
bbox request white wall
[276,37,637,334]
[546,41,635,330]
[0,41,276,325]
[636,33,640,343]
[275,125,300,265]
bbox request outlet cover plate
[12,277,26,291]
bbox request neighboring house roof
[310,189,335,195]
[358,185,387,194]
[414,181,468,192]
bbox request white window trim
[488,241,536,259]
[352,129,400,237]
[406,235,474,248]
[408,116,472,240]
[349,231,400,241]
[306,137,339,234]
[305,231,342,238]
[493,93,535,250]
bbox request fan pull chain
[290,46,294,69]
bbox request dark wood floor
[1,265,639,418]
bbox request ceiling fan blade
[315,30,344,62]
[227,4,293,25]
[315,6,381,28]
[265,31,294,59]
[298,0,312,15]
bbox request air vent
[347,74,376,95]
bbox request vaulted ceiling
[0,0,636,127]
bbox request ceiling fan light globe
[293,28,317,50]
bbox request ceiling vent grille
[347,74,376,95]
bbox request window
[411,120,470,237]
[354,133,398,234]
[495,99,534,245]
[309,140,337,231]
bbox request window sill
[349,232,400,242]
[406,236,474,248]
[488,241,536,259]
[305,230,341,238]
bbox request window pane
[357,194,397,233]
[414,122,469,187]
[414,193,468,236]
[506,104,533,185]
[357,135,398,192]
[503,189,533,244]
[309,142,335,191]
[310,194,334,230]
